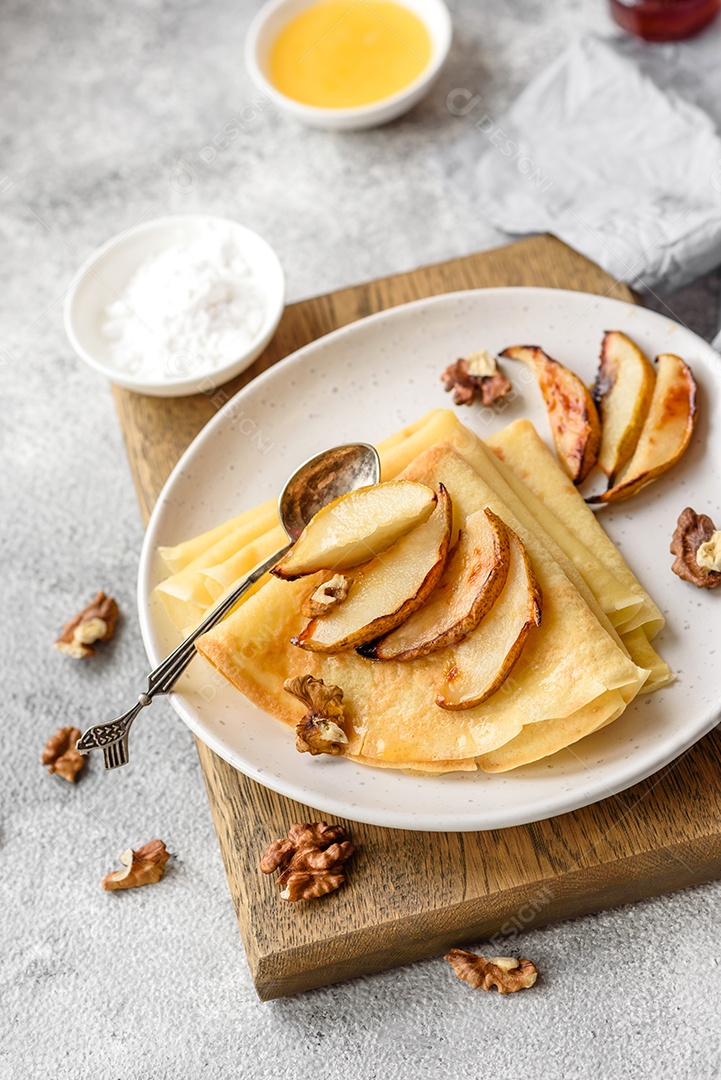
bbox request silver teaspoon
[77,442,380,769]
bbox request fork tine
[103,739,129,770]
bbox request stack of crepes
[154,410,672,773]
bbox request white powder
[102,226,269,381]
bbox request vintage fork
[76,548,287,769]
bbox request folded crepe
[196,440,650,771]
[484,419,665,640]
[154,409,671,771]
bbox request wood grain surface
[113,234,721,1000]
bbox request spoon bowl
[279,443,380,541]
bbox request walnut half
[55,591,120,658]
[670,508,721,589]
[41,726,86,783]
[445,948,538,993]
[302,573,350,617]
[260,821,354,901]
[442,351,512,407]
[102,839,171,891]
[284,674,349,756]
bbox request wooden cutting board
[113,235,721,1000]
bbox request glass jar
[609,0,720,40]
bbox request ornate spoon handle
[76,545,291,769]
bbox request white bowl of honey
[245,0,452,130]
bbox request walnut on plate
[670,508,721,589]
[41,726,86,783]
[260,821,354,901]
[445,948,538,994]
[55,591,120,658]
[301,573,350,618]
[442,350,512,407]
[284,674,349,756]
[102,839,171,891]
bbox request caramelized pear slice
[294,486,452,653]
[273,480,436,579]
[367,508,511,661]
[592,331,656,483]
[436,529,542,711]
[501,345,601,484]
[588,353,697,505]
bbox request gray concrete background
[1,2,720,1077]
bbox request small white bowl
[64,215,285,397]
[245,0,452,131]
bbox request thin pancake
[197,443,648,766]
[350,687,630,773]
[158,498,277,575]
[621,627,674,692]
[486,419,664,639]
[476,689,629,772]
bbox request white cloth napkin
[446,35,721,297]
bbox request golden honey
[269,1,432,109]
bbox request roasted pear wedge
[364,507,511,661]
[501,345,601,484]
[436,528,542,711]
[273,480,437,579]
[592,331,656,483]
[588,353,697,505]
[294,486,452,653]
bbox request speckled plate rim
[137,287,721,831]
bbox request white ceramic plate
[138,287,721,831]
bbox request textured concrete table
[2,2,720,1078]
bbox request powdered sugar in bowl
[64,215,285,397]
